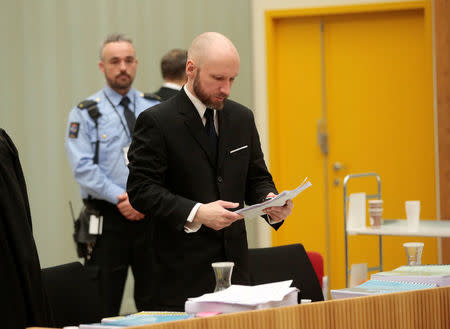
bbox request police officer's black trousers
[84,199,152,317]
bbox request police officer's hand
[193,200,243,231]
[116,192,145,221]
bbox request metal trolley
[343,172,382,288]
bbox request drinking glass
[211,262,234,292]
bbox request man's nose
[119,61,127,71]
[220,81,232,95]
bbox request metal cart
[343,172,382,288]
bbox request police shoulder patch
[77,99,98,110]
[68,122,80,138]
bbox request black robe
[0,129,52,328]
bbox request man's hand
[117,192,145,221]
[193,200,244,231]
[262,192,293,223]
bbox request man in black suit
[127,32,293,311]
[153,48,187,101]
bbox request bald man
[127,32,293,311]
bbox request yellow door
[267,4,437,292]
[267,15,328,263]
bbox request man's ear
[99,60,105,73]
[186,59,196,76]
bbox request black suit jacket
[154,86,179,101]
[127,89,282,309]
[0,129,53,327]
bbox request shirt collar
[163,82,182,90]
[104,85,135,107]
[184,85,209,120]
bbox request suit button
[217,176,223,183]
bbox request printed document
[235,177,312,219]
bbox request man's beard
[106,72,133,92]
[193,72,227,110]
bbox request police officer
[65,33,159,317]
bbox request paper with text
[235,177,312,219]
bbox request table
[28,286,450,329]
[347,219,450,237]
[345,219,450,285]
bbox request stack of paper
[371,265,450,286]
[331,264,450,300]
[331,279,436,300]
[79,312,193,328]
[185,280,298,314]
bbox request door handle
[317,119,328,155]
[333,162,346,171]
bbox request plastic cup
[369,208,383,228]
[212,262,234,292]
[405,201,420,231]
[403,242,424,265]
[368,199,383,209]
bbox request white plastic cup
[405,201,420,231]
[211,262,234,292]
[403,242,424,265]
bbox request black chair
[248,243,324,302]
[41,261,104,327]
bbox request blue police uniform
[65,85,159,316]
[66,85,158,202]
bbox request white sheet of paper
[350,263,368,287]
[235,177,312,219]
[347,192,366,229]
[122,146,130,165]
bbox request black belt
[82,198,115,212]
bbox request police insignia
[68,122,80,138]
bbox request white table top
[347,219,450,237]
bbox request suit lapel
[178,90,217,167]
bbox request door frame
[250,0,438,257]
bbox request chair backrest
[306,251,324,288]
[248,243,324,302]
[41,261,104,327]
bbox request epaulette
[77,99,98,110]
[143,92,162,102]
[77,99,101,121]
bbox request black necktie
[120,96,135,134]
[204,108,217,159]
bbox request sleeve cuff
[105,185,125,204]
[184,203,202,233]
[267,214,284,225]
